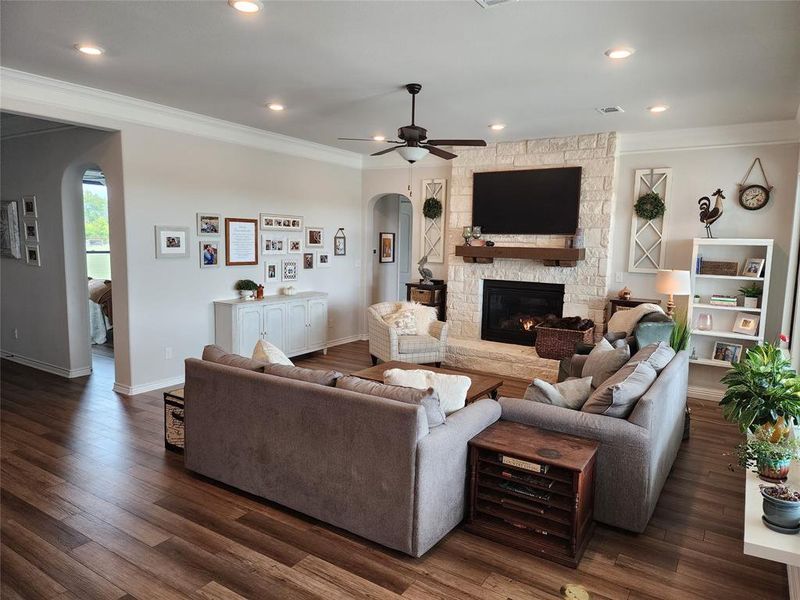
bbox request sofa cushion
[383,309,418,335]
[252,339,294,366]
[383,368,471,415]
[397,334,440,355]
[581,361,657,418]
[202,344,265,372]
[337,376,445,428]
[262,363,342,387]
[524,376,593,410]
[630,341,675,373]
[582,338,630,388]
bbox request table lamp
[655,269,691,318]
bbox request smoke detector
[474,0,517,8]
[596,106,625,115]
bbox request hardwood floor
[0,341,788,599]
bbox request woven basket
[534,324,595,360]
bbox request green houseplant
[761,484,800,530]
[234,279,259,300]
[738,283,763,309]
[720,342,800,437]
[669,311,691,351]
[736,426,800,482]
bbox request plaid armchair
[368,302,448,367]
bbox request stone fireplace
[481,280,564,346]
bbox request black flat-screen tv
[472,167,582,235]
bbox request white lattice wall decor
[628,168,672,273]
[421,178,447,264]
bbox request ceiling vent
[474,0,517,8]
[596,106,625,115]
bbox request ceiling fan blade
[370,146,402,157]
[422,145,457,160]
[427,139,487,147]
[338,137,403,143]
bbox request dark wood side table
[406,281,447,322]
[465,421,598,567]
[607,297,661,319]
[163,388,185,453]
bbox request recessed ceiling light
[228,0,263,13]
[74,44,104,56]
[648,105,669,113]
[605,47,635,59]
[489,123,506,131]
[372,135,386,141]
[267,103,285,111]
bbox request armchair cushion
[397,334,441,355]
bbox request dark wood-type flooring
[0,341,788,599]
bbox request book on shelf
[710,295,738,306]
[500,454,549,474]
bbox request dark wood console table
[406,281,447,321]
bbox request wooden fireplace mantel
[455,245,585,267]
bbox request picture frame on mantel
[225,218,258,266]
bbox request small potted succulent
[738,283,763,309]
[234,279,259,300]
[736,427,800,482]
[760,484,800,532]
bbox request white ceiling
[1,1,798,155]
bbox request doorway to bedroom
[83,169,114,365]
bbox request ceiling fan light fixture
[228,0,263,13]
[75,44,104,56]
[397,146,429,163]
[648,105,669,113]
[267,103,285,111]
[605,47,635,59]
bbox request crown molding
[0,68,363,169]
[618,120,800,155]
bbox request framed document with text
[225,218,258,266]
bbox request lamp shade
[396,146,429,163]
[655,269,691,295]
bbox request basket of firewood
[534,317,595,360]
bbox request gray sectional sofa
[183,354,501,557]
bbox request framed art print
[281,258,299,281]
[225,218,258,266]
[379,232,395,263]
[741,258,765,278]
[23,220,38,244]
[303,252,315,269]
[155,226,190,258]
[712,341,743,364]
[316,251,331,268]
[265,260,279,282]
[287,235,303,254]
[197,213,221,236]
[260,214,302,231]
[25,244,41,266]
[732,312,760,336]
[261,234,287,255]
[199,241,220,268]
[305,226,324,248]
[333,227,346,256]
[22,195,37,218]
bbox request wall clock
[738,157,772,211]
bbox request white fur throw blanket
[606,303,665,336]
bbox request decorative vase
[256,284,264,300]
[744,297,759,309]
[239,290,254,300]
[617,286,632,300]
[761,489,800,531]
[695,313,713,331]
[462,226,473,246]
[758,458,791,483]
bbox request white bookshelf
[687,238,773,368]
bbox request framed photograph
[316,251,331,268]
[265,260,279,282]
[1,200,22,259]
[199,241,220,268]
[712,341,743,364]
[196,213,221,236]
[261,234,286,255]
[155,225,190,258]
[379,232,395,263]
[23,220,38,243]
[281,258,299,282]
[22,195,37,218]
[732,312,760,336]
[287,235,303,254]
[25,244,40,266]
[303,252,315,269]
[305,226,324,248]
[260,214,302,231]
[334,227,346,256]
[741,258,765,278]
[225,218,258,266]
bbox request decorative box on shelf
[164,388,185,453]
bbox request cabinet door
[263,304,286,351]
[236,304,263,356]
[285,301,308,355]
[307,299,328,349]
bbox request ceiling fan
[339,83,487,163]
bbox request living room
[1,1,800,599]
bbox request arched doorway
[371,193,413,304]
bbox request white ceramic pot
[283,286,297,296]
[744,297,759,309]
[239,290,254,300]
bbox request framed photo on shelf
[334,227,346,256]
[23,220,38,244]
[199,241,220,268]
[25,244,41,266]
[303,252,315,269]
[261,234,286,255]
[265,260,279,282]
[316,251,331,268]
[155,225,190,259]
[741,258,765,278]
[281,258,298,281]
[196,213,221,236]
[22,195,37,218]
[379,232,395,263]
[260,214,302,231]
[305,226,324,248]
[225,218,258,266]
[712,341,743,364]
[287,235,303,254]
[732,312,760,335]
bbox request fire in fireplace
[481,280,565,346]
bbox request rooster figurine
[698,188,725,238]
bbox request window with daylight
[83,171,110,280]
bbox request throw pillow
[262,363,342,387]
[630,341,675,373]
[582,338,631,388]
[412,304,438,335]
[523,376,593,410]
[336,376,445,428]
[581,361,657,418]
[202,344,265,372]
[383,368,471,415]
[252,339,294,366]
[383,309,417,335]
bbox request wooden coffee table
[350,360,503,403]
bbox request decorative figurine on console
[698,188,725,238]
[417,252,434,285]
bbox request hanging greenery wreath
[634,191,666,221]
[423,197,443,220]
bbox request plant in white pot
[738,283,762,309]
[234,279,258,300]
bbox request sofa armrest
[413,399,501,556]
[429,320,448,342]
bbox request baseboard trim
[113,376,185,397]
[687,384,724,402]
[0,351,92,378]
[327,334,365,347]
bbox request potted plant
[234,279,259,300]
[736,427,800,482]
[760,484,800,532]
[738,283,762,309]
[720,342,800,439]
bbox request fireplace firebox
[481,280,565,346]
